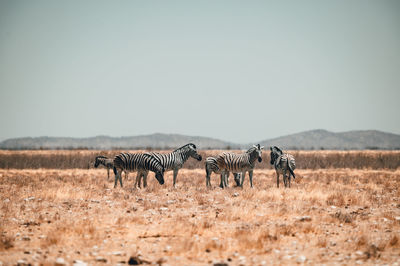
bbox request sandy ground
[1,168,400,265]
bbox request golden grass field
[1,151,400,265]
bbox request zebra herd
[94,143,296,189]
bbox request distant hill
[0,130,399,150]
[0,133,238,150]
[257,129,400,150]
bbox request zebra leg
[249,170,253,188]
[219,171,225,188]
[137,172,142,189]
[219,172,227,188]
[119,171,123,187]
[276,172,280,188]
[114,170,119,188]
[288,173,291,188]
[125,171,129,180]
[234,173,241,187]
[143,172,148,188]
[173,169,178,188]
[283,170,288,188]
[205,166,212,188]
[224,172,229,188]
[240,172,245,188]
[133,174,139,189]
[107,167,110,180]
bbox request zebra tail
[287,160,296,179]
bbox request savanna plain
[0,150,400,265]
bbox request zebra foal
[270,146,296,188]
[113,153,165,188]
[136,143,202,188]
[216,144,264,188]
[94,156,114,179]
[94,155,128,180]
[205,157,241,188]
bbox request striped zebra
[216,144,264,188]
[113,152,165,188]
[94,155,128,180]
[94,156,114,180]
[136,143,202,188]
[205,157,241,188]
[270,146,296,188]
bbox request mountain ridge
[0,130,399,150]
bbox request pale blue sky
[0,1,399,143]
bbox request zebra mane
[270,146,283,155]
[173,143,196,152]
[95,155,108,160]
[246,144,262,153]
[246,146,256,153]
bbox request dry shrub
[389,234,399,247]
[143,199,162,210]
[130,215,147,224]
[204,238,224,253]
[0,234,14,250]
[297,222,317,234]
[241,189,256,200]
[42,229,62,247]
[256,230,278,245]
[275,223,295,237]
[1,150,400,169]
[356,234,368,248]
[233,228,259,250]
[317,237,327,248]
[234,227,278,251]
[194,194,207,206]
[333,211,353,224]
[202,220,214,229]
[326,191,345,207]
[365,244,380,259]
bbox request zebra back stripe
[216,146,260,172]
[148,143,202,170]
[275,153,296,172]
[113,153,164,173]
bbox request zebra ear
[253,145,257,148]
[260,146,264,150]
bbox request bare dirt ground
[1,168,400,265]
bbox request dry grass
[0,153,400,264]
[0,150,399,169]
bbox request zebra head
[94,156,106,168]
[254,144,264,162]
[270,146,283,165]
[155,168,165,185]
[186,143,202,161]
[249,144,264,162]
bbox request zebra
[135,143,202,188]
[270,146,296,188]
[94,155,128,180]
[205,156,241,188]
[94,156,114,179]
[113,152,165,188]
[216,144,264,188]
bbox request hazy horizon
[1,1,399,143]
[1,128,399,145]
